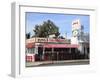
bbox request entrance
[38,47,43,61]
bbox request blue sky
[26,12,90,39]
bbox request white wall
[0,0,100,80]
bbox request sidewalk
[26,59,89,67]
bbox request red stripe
[44,44,79,48]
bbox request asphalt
[26,59,89,67]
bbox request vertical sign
[72,19,81,37]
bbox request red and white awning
[26,43,79,48]
[44,44,79,48]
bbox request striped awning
[26,43,79,48]
[44,44,79,48]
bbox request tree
[26,32,31,39]
[59,36,65,39]
[33,20,60,38]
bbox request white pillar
[78,43,84,54]
[43,46,45,55]
[42,46,45,60]
[85,45,87,55]
[34,45,38,54]
[52,48,54,60]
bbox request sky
[26,12,90,39]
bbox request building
[26,19,89,62]
[26,37,80,62]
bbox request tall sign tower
[71,19,81,44]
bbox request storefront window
[26,48,35,54]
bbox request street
[26,59,89,67]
